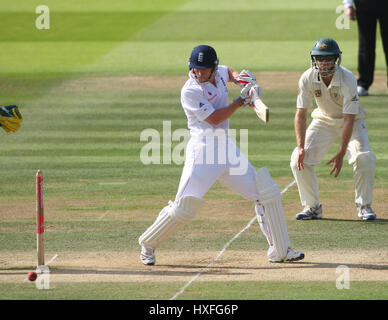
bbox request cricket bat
[252,91,269,123]
[235,76,269,123]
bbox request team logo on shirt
[314,89,322,97]
[199,102,204,108]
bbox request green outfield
[0,0,387,301]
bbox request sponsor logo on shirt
[220,76,226,87]
[314,89,322,97]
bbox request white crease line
[170,216,257,301]
[98,211,109,220]
[281,180,296,194]
[45,254,59,266]
[169,180,296,300]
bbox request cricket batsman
[290,38,377,221]
[138,45,304,265]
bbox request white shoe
[357,86,369,96]
[357,204,376,220]
[296,204,323,220]
[269,248,305,263]
[140,246,155,265]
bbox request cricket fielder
[290,38,377,221]
[138,45,304,265]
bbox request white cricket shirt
[297,65,366,122]
[180,65,230,137]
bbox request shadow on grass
[319,218,388,223]
[158,260,388,271]
[368,93,388,97]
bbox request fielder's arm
[326,113,356,177]
[294,108,308,170]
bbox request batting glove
[249,84,263,99]
[237,83,254,106]
[236,70,257,87]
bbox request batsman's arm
[294,108,308,170]
[205,98,244,126]
[227,66,240,84]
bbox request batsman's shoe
[141,246,155,266]
[296,204,323,220]
[269,248,305,263]
[357,204,376,221]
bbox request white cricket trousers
[290,118,376,208]
[147,134,291,261]
[175,135,260,201]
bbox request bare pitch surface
[2,249,388,284]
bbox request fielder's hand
[296,147,305,171]
[0,105,23,133]
[236,70,257,87]
[326,152,344,178]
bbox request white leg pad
[138,196,204,248]
[256,167,291,260]
[255,203,272,246]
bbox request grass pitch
[0,0,387,301]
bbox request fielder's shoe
[296,204,323,220]
[357,86,369,96]
[357,204,376,220]
[269,248,305,263]
[140,246,155,265]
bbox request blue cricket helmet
[310,38,342,67]
[310,38,342,56]
[188,45,219,69]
